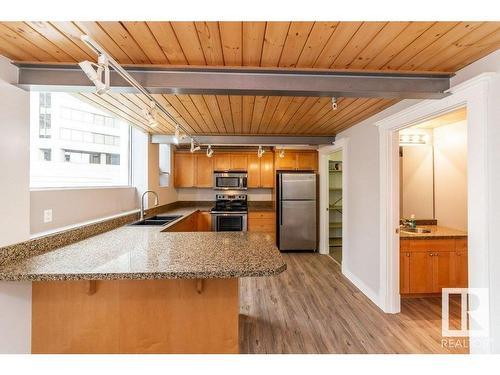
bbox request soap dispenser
[409,214,417,229]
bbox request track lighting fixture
[331,97,338,110]
[257,145,265,158]
[190,138,201,153]
[206,145,214,158]
[279,147,285,158]
[173,125,180,145]
[143,101,158,128]
[78,54,110,95]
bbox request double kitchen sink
[129,215,182,227]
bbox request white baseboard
[342,265,381,308]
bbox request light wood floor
[239,253,469,354]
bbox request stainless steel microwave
[213,171,248,190]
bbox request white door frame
[376,73,496,353]
[318,138,349,267]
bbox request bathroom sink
[401,227,431,234]
[129,215,182,227]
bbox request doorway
[318,138,348,265]
[328,151,343,264]
[398,108,468,299]
[376,74,496,353]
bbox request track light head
[331,97,338,110]
[143,102,158,128]
[206,145,214,158]
[172,125,180,145]
[257,145,265,158]
[78,58,110,95]
[190,138,201,153]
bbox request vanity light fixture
[206,145,214,158]
[190,138,201,153]
[399,133,429,145]
[257,145,265,158]
[331,97,338,110]
[78,54,110,95]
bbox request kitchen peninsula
[0,208,286,354]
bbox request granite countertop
[248,201,275,212]
[399,225,467,239]
[0,206,286,282]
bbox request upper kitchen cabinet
[214,153,231,171]
[230,154,248,171]
[247,153,274,188]
[247,154,261,188]
[260,153,275,188]
[195,154,213,188]
[275,150,318,171]
[174,153,195,188]
[297,152,318,171]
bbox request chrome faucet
[140,190,159,220]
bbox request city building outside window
[30,92,131,188]
[39,92,51,139]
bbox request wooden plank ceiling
[0,21,499,135]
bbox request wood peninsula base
[32,278,239,354]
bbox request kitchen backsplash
[176,188,273,201]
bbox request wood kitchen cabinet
[247,153,274,188]
[297,152,318,170]
[248,211,276,234]
[174,150,276,189]
[400,238,468,295]
[247,154,261,188]
[275,150,318,171]
[230,154,248,171]
[260,153,275,188]
[174,153,195,187]
[214,153,231,171]
[197,211,212,231]
[195,154,213,187]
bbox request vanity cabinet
[400,238,468,295]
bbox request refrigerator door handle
[279,175,283,226]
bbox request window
[30,92,131,188]
[90,153,101,164]
[159,144,171,187]
[106,153,120,165]
[39,148,51,161]
[39,93,52,138]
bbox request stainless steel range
[210,194,248,232]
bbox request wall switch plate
[43,209,53,223]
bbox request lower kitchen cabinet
[248,211,276,234]
[197,211,212,231]
[400,238,468,295]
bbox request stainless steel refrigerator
[276,172,318,251]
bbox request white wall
[336,49,500,352]
[433,120,468,231]
[132,128,178,208]
[30,187,138,235]
[0,56,32,353]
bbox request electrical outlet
[43,209,53,223]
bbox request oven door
[211,213,248,231]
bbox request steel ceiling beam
[15,63,452,99]
[151,135,335,145]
